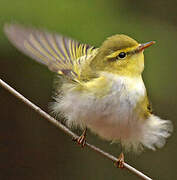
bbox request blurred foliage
[125,0,177,26]
[0,0,176,180]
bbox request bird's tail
[141,114,173,151]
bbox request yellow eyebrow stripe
[107,45,139,58]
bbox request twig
[0,78,153,180]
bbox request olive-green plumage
[4,24,172,152]
[90,34,143,77]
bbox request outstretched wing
[4,24,97,81]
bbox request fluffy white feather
[52,73,172,152]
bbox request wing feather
[4,24,98,80]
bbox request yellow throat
[4,24,172,152]
[90,35,155,77]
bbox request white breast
[53,73,146,141]
[52,73,172,152]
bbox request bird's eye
[117,52,126,59]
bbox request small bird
[4,24,173,164]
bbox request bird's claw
[114,152,124,168]
[72,129,87,148]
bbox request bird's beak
[136,41,155,52]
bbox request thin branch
[0,78,153,180]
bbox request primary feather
[4,24,173,152]
[4,24,97,81]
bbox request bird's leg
[114,152,125,168]
[73,128,87,148]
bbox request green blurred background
[0,0,176,179]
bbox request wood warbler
[4,24,173,154]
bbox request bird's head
[91,34,155,77]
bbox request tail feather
[141,115,173,151]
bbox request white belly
[52,73,172,152]
[53,74,146,141]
